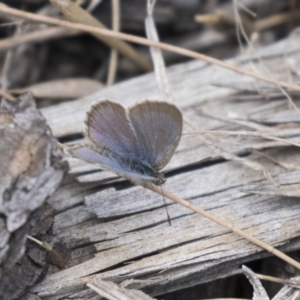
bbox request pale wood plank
[31,35,300,299]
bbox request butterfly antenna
[160,186,172,226]
[164,156,211,175]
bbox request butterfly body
[116,156,165,185]
[70,100,182,185]
[102,146,165,185]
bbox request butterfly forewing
[86,101,139,160]
[70,145,155,182]
[129,101,182,170]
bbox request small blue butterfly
[70,100,182,185]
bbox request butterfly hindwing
[70,145,155,183]
[129,101,182,170]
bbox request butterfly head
[153,172,166,186]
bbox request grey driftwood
[28,35,300,299]
[0,93,67,300]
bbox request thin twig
[106,0,119,85]
[184,130,300,148]
[2,4,300,93]
[146,0,171,101]
[27,235,68,267]
[0,20,21,101]
[233,0,300,117]
[255,10,300,31]
[143,182,300,271]
[1,44,13,91]
[0,20,23,28]
[0,89,16,101]
[194,131,278,186]
[236,1,257,18]
[49,0,151,72]
[61,143,300,270]
[255,273,300,289]
[249,149,297,170]
[0,27,79,52]
[87,0,103,12]
[0,90,16,101]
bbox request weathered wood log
[0,93,68,300]
[30,34,300,299]
[273,276,300,300]
[87,278,156,300]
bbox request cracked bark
[0,93,68,300]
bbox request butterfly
[70,100,182,185]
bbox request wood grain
[32,35,300,299]
[0,93,67,300]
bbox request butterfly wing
[129,101,182,170]
[86,100,139,159]
[70,145,155,183]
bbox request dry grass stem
[87,279,156,300]
[146,0,171,101]
[1,47,13,92]
[185,130,300,148]
[61,140,297,270]
[2,4,300,93]
[255,10,300,31]
[86,0,103,12]
[26,235,68,267]
[255,273,300,289]
[183,118,278,185]
[0,27,79,52]
[249,149,297,170]
[106,0,120,85]
[0,89,16,101]
[144,183,300,271]
[10,78,103,99]
[196,132,278,186]
[233,0,300,117]
[49,0,151,72]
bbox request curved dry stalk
[146,0,171,102]
[183,117,278,186]
[232,0,300,117]
[255,273,300,289]
[255,10,300,31]
[49,0,151,72]
[143,182,300,271]
[0,89,15,101]
[0,27,79,52]
[2,4,300,93]
[27,235,68,267]
[184,130,300,148]
[59,131,299,271]
[106,0,120,86]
